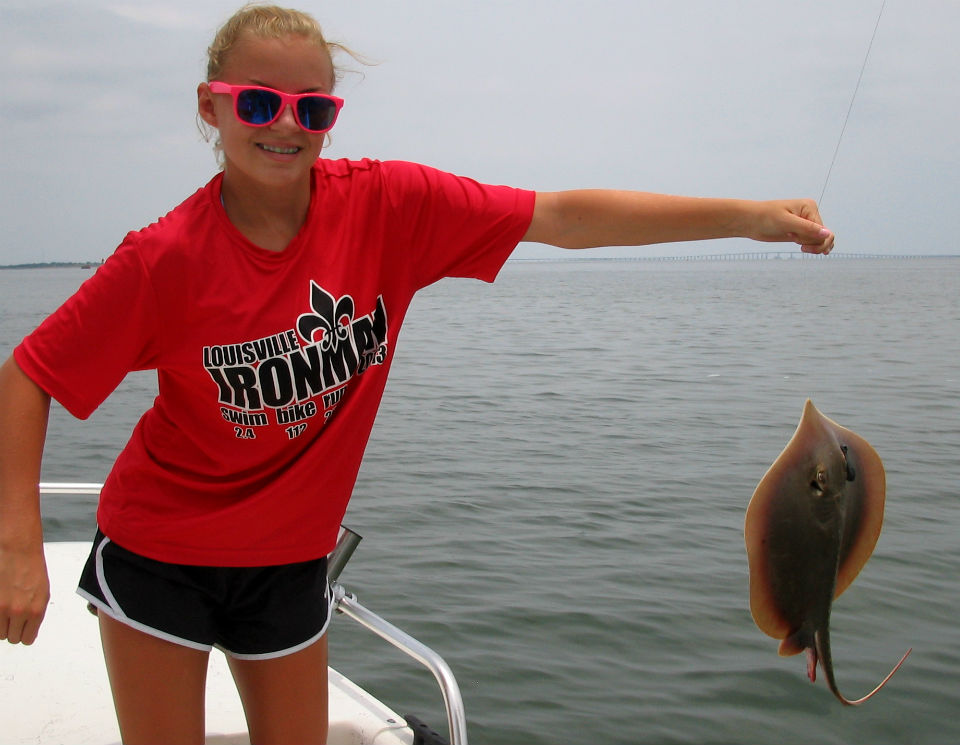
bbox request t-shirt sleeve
[378,161,536,289]
[14,238,162,420]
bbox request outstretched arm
[0,356,52,645]
[523,190,834,254]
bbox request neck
[219,167,313,253]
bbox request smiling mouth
[257,143,301,155]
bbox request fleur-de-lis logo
[297,282,355,352]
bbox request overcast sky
[1,0,958,263]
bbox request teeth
[259,143,299,154]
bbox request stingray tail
[813,629,912,706]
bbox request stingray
[744,399,911,705]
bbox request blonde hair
[199,3,361,157]
[206,3,354,88]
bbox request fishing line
[819,0,887,205]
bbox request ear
[197,82,219,128]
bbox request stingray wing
[745,421,809,641]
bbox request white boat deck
[1,542,415,745]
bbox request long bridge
[621,251,935,262]
[515,251,956,263]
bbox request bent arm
[523,190,834,254]
[0,355,52,645]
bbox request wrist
[719,199,759,239]
[0,489,44,549]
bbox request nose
[272,102,299,129]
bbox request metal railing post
[332,583,469,745]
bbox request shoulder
[118,175,223,264]
[311,158,453,216]
[312,157,471,191]
[312,157,397,187]
[310,158,532,233]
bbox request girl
[0,4,833,744]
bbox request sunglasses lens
[297,97,338,132]
[236,89,282,125]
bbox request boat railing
[39,482,104,495]
[38,482,469,745]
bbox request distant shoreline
[0,262,102,270]
[2,254,958,270]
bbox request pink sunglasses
[209,82,344,133]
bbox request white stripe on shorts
[220,580,334,661]
[75,534,213,653]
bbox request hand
[747,199,835,254]
[0,539,50,645]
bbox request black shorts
[77,529,332,659]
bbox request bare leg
[227,635,329,745]
[99,613,210,744]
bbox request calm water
[2,258,958,744]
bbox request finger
[4,616,24,645]
[18,617,41,645]
[787,212,831,241]
[801,233,833,254]
[789,216,833,251]
[1,607,45,645]
[801,244,831,254]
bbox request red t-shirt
[16,158,535,565]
